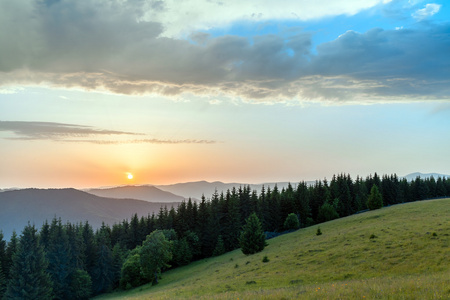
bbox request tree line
[0,173,449,299]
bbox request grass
[96,198,450,299]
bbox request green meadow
[96,198,450,299]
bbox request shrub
[120,253,145,289]
[262,256,270,263]
[70,269,92,300]
[284,213,300,230]
[316,227,322,236]
[318,202,339,222]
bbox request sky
[1,0,450,189]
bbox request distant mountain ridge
[0,188,180,240]
[402,172,449,181]
[154,181,308,200]
[85,185,185,202]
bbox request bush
[120,253,145,289]
[318,202,339,223]
[316,227,322,236]
[284,213,300,231]
[70,269,92,300]
[262,256,269,263]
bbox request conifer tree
[39,220,50,252]
[224,188,241,251]
[5,224,53,300]
[367,185,383,210]
[0,231,6,275]
[212,235,225,257]
[4,231,18,280]
[239,213,266,255]
[92,225,114,295]
[0,232,6,299]
[81,222,97,280]
[111,243,128,288]
[0,266,6,299]
[294,181,311,226]
[173,237,192,266]
[46,218,72,300]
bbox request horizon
[1,0,450,189]
[1,171,448,191]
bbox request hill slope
[85,185,186,202]
[97,198,450,299]
[0,188,180,240]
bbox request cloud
[0,0,449,103]
[412,3,441,20]
[137,0,387,37]
[0,121,216,144]
[67,139,218,145]
[0,121,140,140]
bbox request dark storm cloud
[0,121,216,144]
[0,0,449,102]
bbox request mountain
[155,181,302,200]
[402,172,449,181]
[85,185,186,202]
[0,188,180,240]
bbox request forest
[1,173,449,299]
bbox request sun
[127,173,133,180]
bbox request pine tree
[173,237,192,266]
[267,185,281,231]
[4,224,53,300]
[212,235,225,257]
[0,231,6,275]
[92,225,114,295]
[39,220,50,252]
[111,243,128,289]
[4,231,18,280]
[224,188,241,251]
[367,185,383,210]
[294,181,311,227]
[0,266,6,299]
[239,213,266,255]
[81,222,97,279]
[0,232,6,299]
[204,191,220,257]
[46,218,72,300]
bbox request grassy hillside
[96,198,449,299]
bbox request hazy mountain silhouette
[0,188,179,240]
[155,181,303,200]
[85,185,185,202]
[402,172,449,181]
